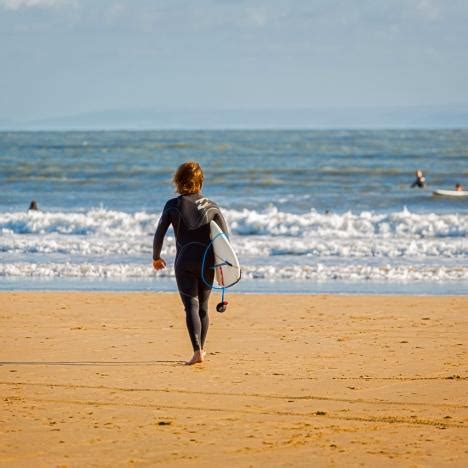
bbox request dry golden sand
[0,292,467,467]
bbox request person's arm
[153,203,171,263]
[213,210,229,238]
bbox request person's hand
[152,258,167,270]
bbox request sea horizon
[2,104,468,131]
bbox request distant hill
[2,105,468,130]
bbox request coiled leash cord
[201,232,238,313]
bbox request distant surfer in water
[455,183,464,192]
[153,162,229,365]
[28,200,39,211]
[411,170,426,188]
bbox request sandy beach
[0,292,467,466]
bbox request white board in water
[433,189,468,197]
[209,221,241,287]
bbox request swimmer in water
[28,200,39,211]
[411,170,426,188]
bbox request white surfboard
[433,189,468,197]
[210,221,241,287]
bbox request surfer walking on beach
[153,162,229,365]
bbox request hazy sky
[1,0,467,123]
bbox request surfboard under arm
[209,221,241,287]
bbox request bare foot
[185,350,205,365]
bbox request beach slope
[1,293,467,466]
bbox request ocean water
[1,130,467,294]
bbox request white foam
[1,207,466,239]
[0,207,466,283]
[0,208,156,236]
[226,206,467,238]
[0,261,466,282]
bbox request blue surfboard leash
[201,232,239,313]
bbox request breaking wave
[1,207,466,282]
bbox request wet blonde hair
[173,161,204,195]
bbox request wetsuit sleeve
[153,204,171,260]
[213,210,229,238]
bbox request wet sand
[0,292,467,466]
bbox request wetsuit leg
[175,267,204,351]
[175,245,215,352]
[198,265,214,349]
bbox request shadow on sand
[0,360,185,366]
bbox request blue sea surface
[1,130,467,293]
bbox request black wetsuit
[153,193,228,351]
[411,177,425,188]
